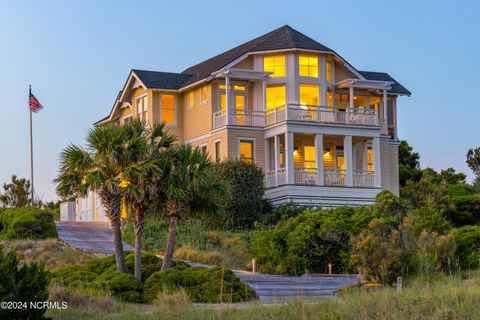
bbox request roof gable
[132,69,194,90]
[180,25,334,86]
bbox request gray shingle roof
[180,25,334,86]
[132,69,194,90]
[359,71,411,95]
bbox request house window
[214,140,221,162]
[136,95,148,122]
[266,85,286,110]
[299,54,318,78]
[336,146,345,170]
[326,61,333,83]
[304,145,316,168]
[299,84,320,106]
[367,147,373,171]
[123,116,132,125]
[200,144,208,156]
[201,86,207,103]
[161,94,175,124]
[239,140,254,163]
[187,92,194,108]
[219,85,246,91]
[264,55,286,77]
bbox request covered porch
[211,68,270,129]
[265,132,381,189]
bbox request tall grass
[47,272,480,319]
[122,216,253,269]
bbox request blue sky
[0,0,478,201]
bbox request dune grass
[1,238,98,270]
[122,216,254,269]
[47,272,480,320]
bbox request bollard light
[328,263,332,275]
[252,259,256,273]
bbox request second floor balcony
[213,109,265,129]
[266,104,379,127]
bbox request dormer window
[299,54,318,78]
[264,55,285,77]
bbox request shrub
[214,160,265,230]
[99,271,143,303]
[452,225,480,269]
[144,266,256,303]
[0,207,57,239]
[0,246,50,320]
[444,195,480,227]
[257,202,313,226]
[53,265,98,288]
[251,206,377,275]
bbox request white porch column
[285,132,294,184]
[320,55,327,106]
[265,138,271,171]
[373,137,382,188]
[383,89,388,129]
[315,134,324,185]
[348,86,354,123]
[262,79,267,112]
[344,135,353,186]
[225,77,231,125]
[274,135,280,186]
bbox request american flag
[29,91,43,113]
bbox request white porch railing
[265,104,378,127]
[353,170,375,188]
[294,167,317,185]
[212,110,265,129]
[324,169,346,186]
[266,167,376,188]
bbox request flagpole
[29,85,35,206]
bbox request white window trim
[238,137,256,162]
[160,94,177,127]
[214,139,221,162]
[200,143,208,155]
[186,92,194,110]
[200,86,208,105]
[123,115,132,124]
[135,93,148,122]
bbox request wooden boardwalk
[56,221,358,303]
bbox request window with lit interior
[264,55,286,77]
[239,140,254,163]
[136,95,148,122]
[161,94,175,124]
[266,85,286,110]
[299,84,320,106]
[299,54,318,77]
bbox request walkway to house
[55,221,133,254]
[55,221,358,304]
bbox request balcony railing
[324,169,346,186]
[266,104,379,127]
[213,109,265,129]
[266,167,375,188]
[294,167,317,185]
[353,170,375,188]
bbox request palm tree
[56,124,132,272]
[121,120,174,280]
[161,144,226,270]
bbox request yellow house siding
[232,55,254,70]
[152,91,183,142]
[380,138,399,195]
[188,129,229,161]
[182,84,212,141]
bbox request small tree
[214,160,265,230]
[56,124,132,272]
[398,140,422,186]
[0,246,50,320]
[2,175,31,207]
[161,145,225,270]
[121,120,174,280]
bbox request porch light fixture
[294,147,299,154]
[324,148,331,155]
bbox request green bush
[53,265,98,288]
[444,195,480,227]
[0,207,57,239]
[0,246,50,320]
[98,271,144,303]
[251,206,377,275]
[257,202,314,226]
[144,266,256,303]
[452,225,480,269]
[214,160,265,230]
